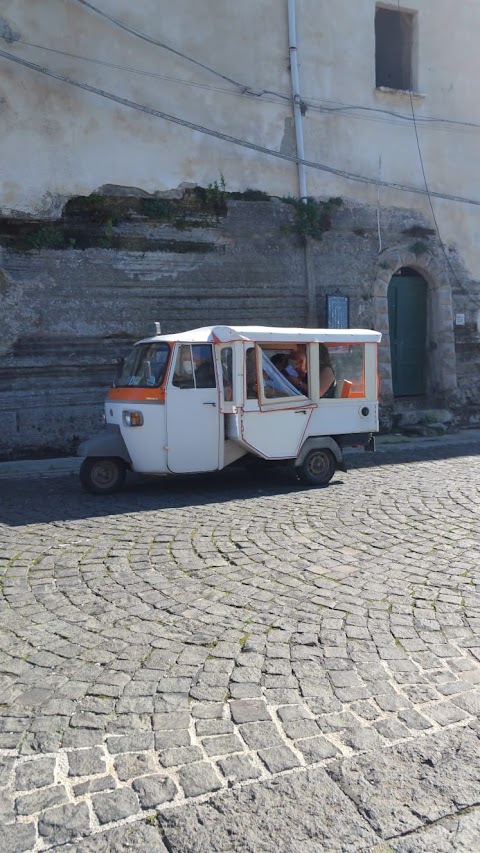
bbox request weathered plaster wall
[1,0,480,275]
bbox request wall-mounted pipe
[288,0,317,325]
[288,0,307,200]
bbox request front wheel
[297,448,336,487]
[80,457,126,494]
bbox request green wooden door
[388,273,427,397]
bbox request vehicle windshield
[115,343,171,388]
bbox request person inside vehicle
[192,345,216,388]
[319,343,336,398]
[285,346,308,395]
[271,352,288,372]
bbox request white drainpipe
[288,0,307,200]
[288,0,317,324]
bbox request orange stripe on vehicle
[107,387,166,402]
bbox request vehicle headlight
[122,410,144,427]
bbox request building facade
[1,0,479,456]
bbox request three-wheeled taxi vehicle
[78,324,382,493]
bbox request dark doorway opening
[388,268,427,397]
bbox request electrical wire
[11,38,480,136]
[2,46,480,211]
[69,2,480,135]
[303,94,480,133]
[14,39,290,106]
[72,0,262,96]
[395,0,480,312]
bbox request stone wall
[1,195,479,459]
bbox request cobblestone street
[1,439,480,852]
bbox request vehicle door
[166,343,220,473]
[241,345,314,458]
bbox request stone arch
[373,246,457,409]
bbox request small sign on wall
[455,313,465,326]
[326,295,349,329]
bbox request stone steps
[393,403,455,436]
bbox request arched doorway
[388,267,427,397]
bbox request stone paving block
[202,734,244,757]
[276,704,312,723]
[68,748,106,777]
[62,729,104,749]
[333,684,373,702]
[190,702,224,719]
[295,736,340,763]
[338,726,384,753]
[152,711,191,730]
[229,699,271,724]
[452,691,480,715]
[351,701,381,721]
[305,695,343,715]
[0,822,36,853]
[398,708,433,731]
[316,712,358,733]
[38,802,90,846]
[91,788,140,824]
[237,722,283,750]
[158,677,195,694]
[114,752,158,781]
[373,717,411,740]
[155,730,191,749]
[0,733,23,749]
[159,746,203,767]
[177,762,222,798]
[189,685,228,701]
[69,712,110,730]
[195,718,234,737]
[0,754,15,779]
[15,756,56,790]
[73,776,117,796]
[216,753,263,784]
[282,718,321,740]
[132,774,178,808]
[257,745,301,773]
[229,682,263,699]
[0,788,15,823]
[106,733,154,754]
[424,702,471,726]
[375,693,411,712]
[15,784,68,816]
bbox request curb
[1,429,480,480]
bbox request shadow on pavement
[1,440,480,528]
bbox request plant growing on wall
[282,196,343,240]
[409,240,431,256]
[25,226,65,250]
[205,174,227,216]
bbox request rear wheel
[80,457,126,494]
[297,448,336,486]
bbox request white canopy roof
[138,324,381,345]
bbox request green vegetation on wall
[281,196,343,240]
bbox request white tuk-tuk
[78,324,381,494]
